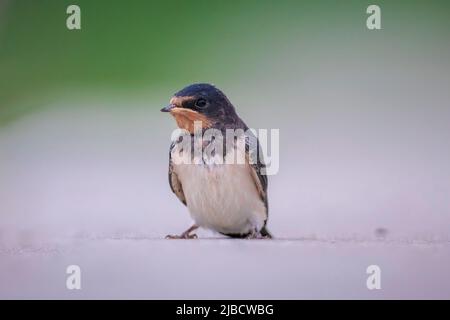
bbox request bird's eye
[195,98,207,108]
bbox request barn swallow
[161,83,272,239]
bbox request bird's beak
[161,104,176,113]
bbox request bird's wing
[168,142,187,206]
[245,133,269,215]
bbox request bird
[161,83,272,239]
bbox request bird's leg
[165,225,199,239]
[179,224,199,239]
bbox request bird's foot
[165,233,198,239]
[245,232,271,239]
[165,224,199,240]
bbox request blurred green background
[1,0,449,125]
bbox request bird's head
[161,83,239,133]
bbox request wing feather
[168,142,186,206]
[245,133,269,216]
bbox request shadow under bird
[161,83,272,239]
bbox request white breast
[171,137,266,236]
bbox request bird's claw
[165,233,198,239]
[245,233,271,239]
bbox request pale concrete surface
[1,236,449,299]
